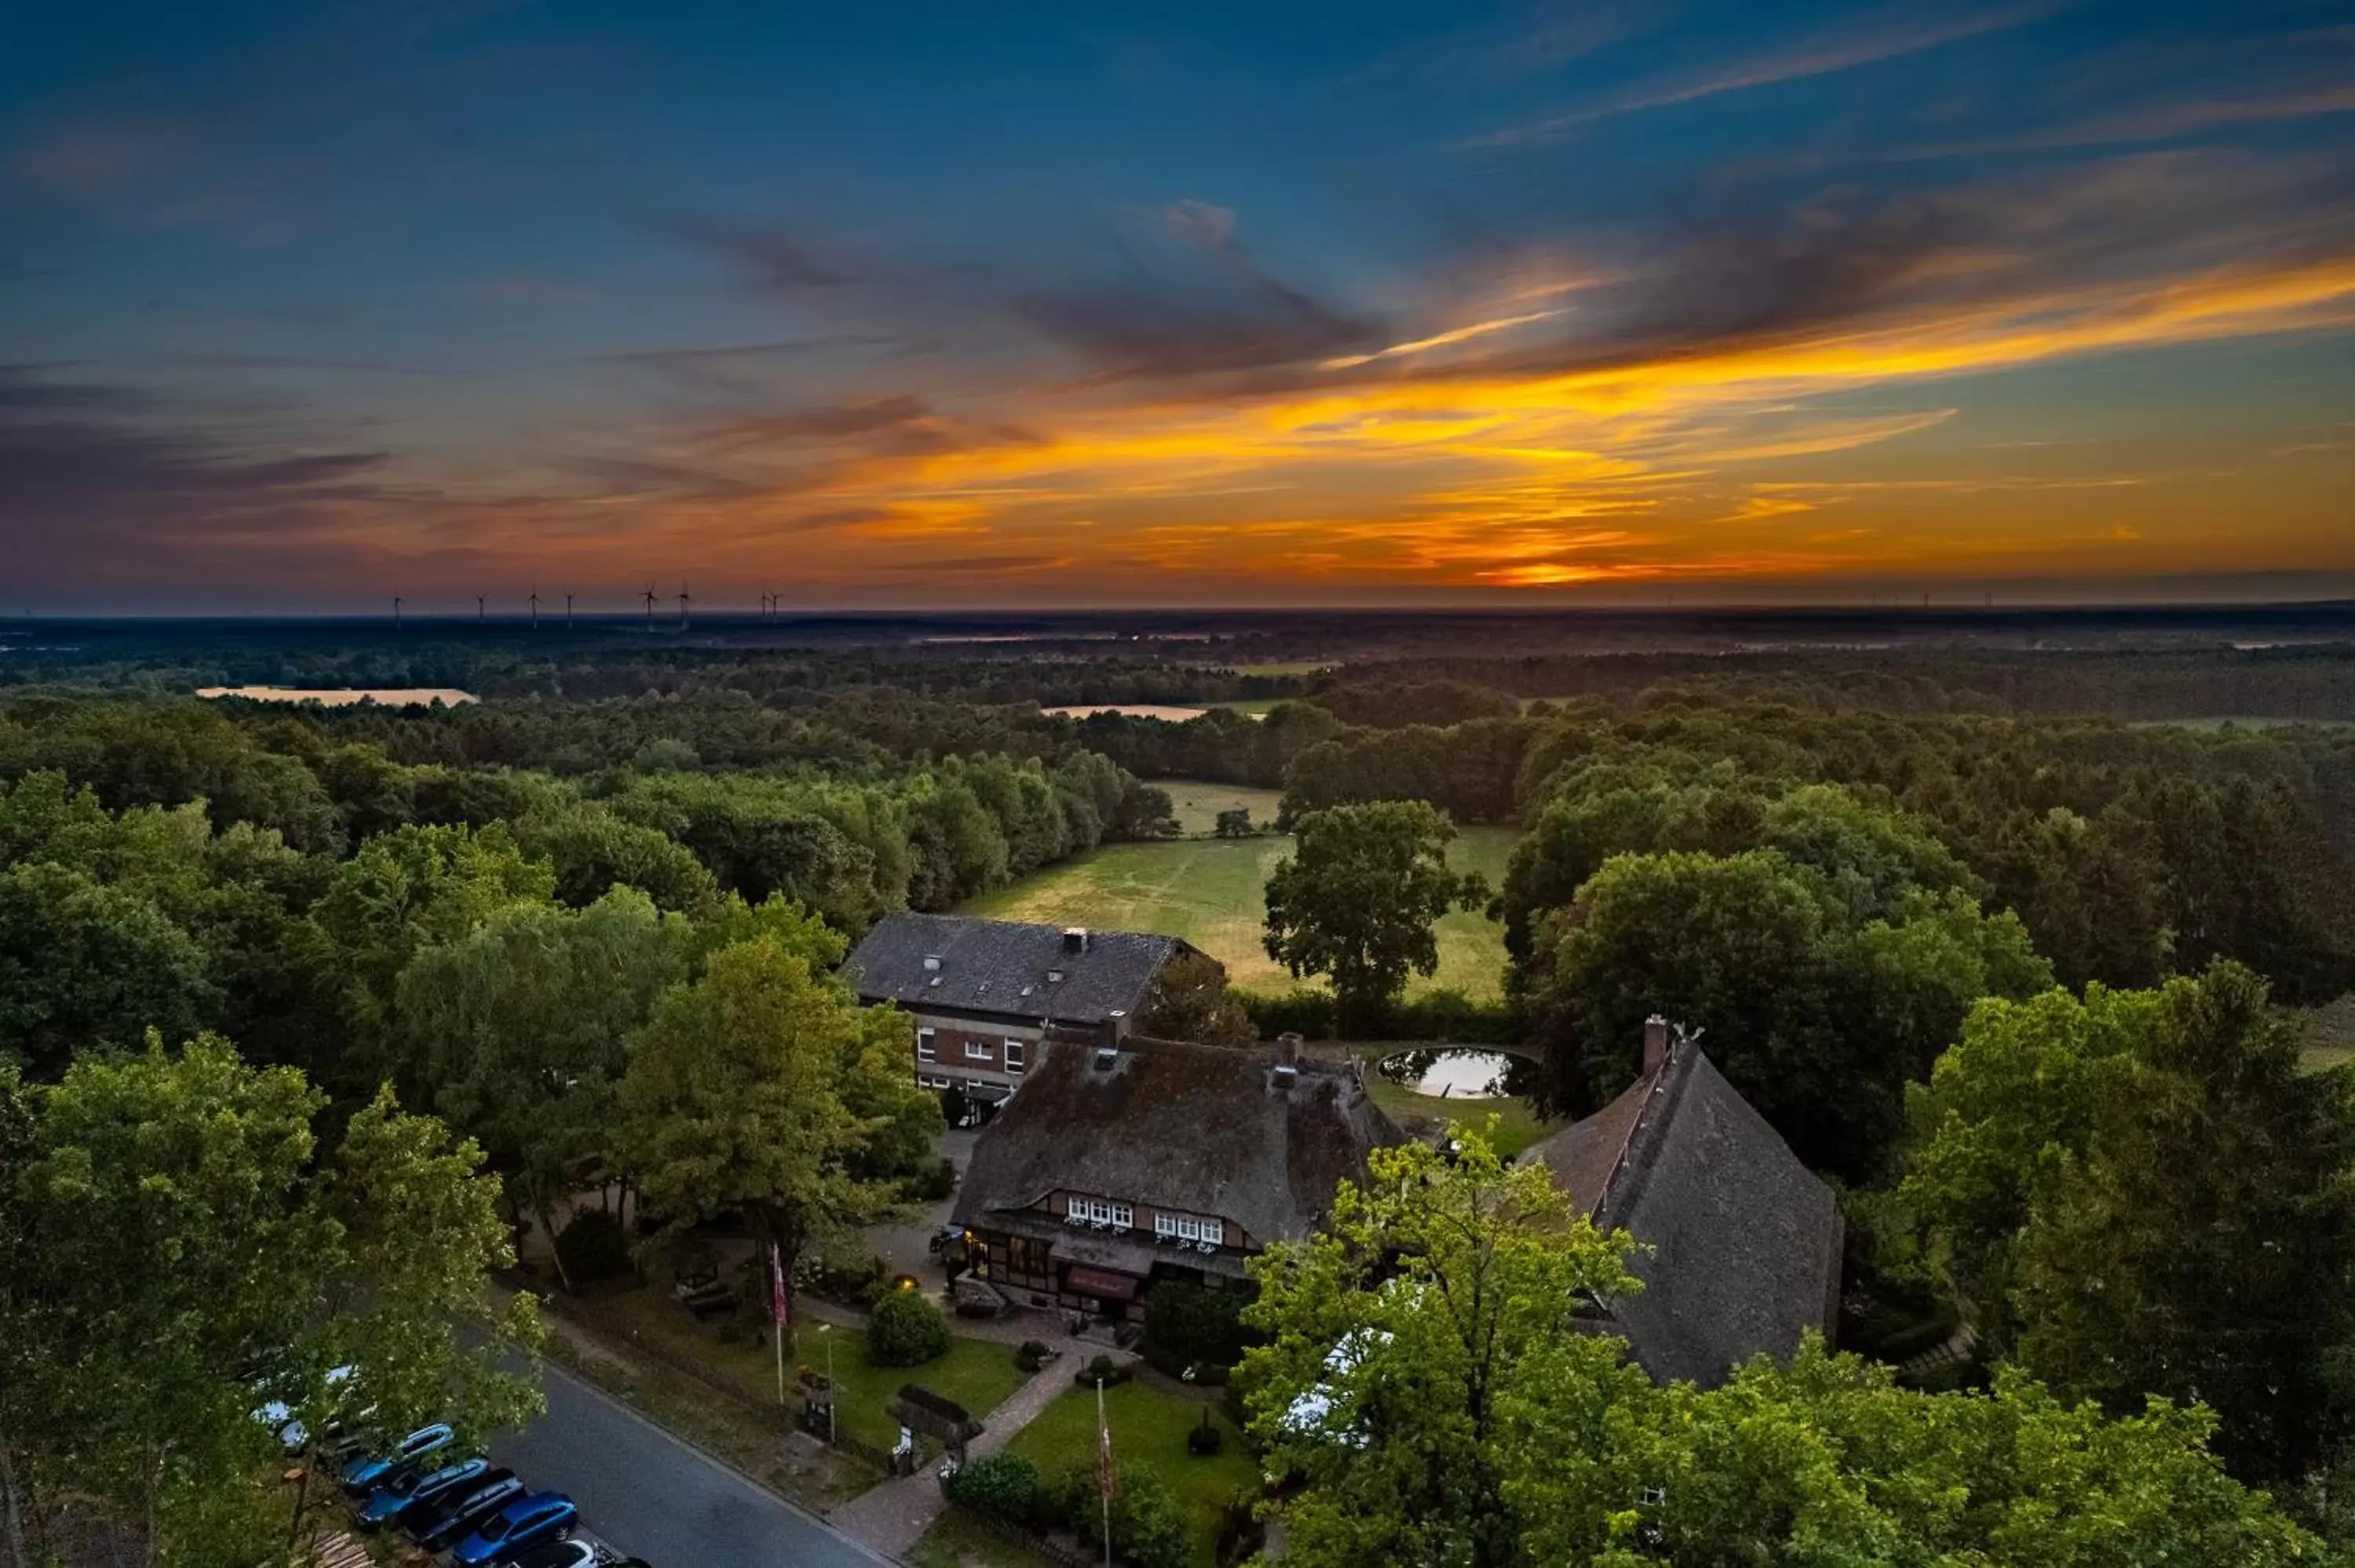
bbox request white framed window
[1156,1212,1224,1246]
[916,1029,937,1063]
[965,1038,993,1061]
[1072,1196,1133,1228]
[1004,1038,1026,1074]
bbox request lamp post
[817,1322,836,1445]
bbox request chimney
[1276,1031,1303,1066]
[1642,1015,1670,1075]
[1062,926,1089,954]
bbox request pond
[198,686,479,707]
[1376,1048,1535,1100]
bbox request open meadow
[960,814,1517,1000]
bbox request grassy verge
[906,1511,1061,1568]
[583,1284,1030,1450]
[1006,1379,1254,1568]
[535,1303,875,1513]
[962,825,1518,1001]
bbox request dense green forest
[8,614,2355,1564]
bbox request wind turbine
[476,593,487,623]
[392,596,402,627]
[677,582,692,630]
[641,583,657,628]
[528,585,541,629]
[564,590,575,629]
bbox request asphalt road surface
[492,1360,890,1568]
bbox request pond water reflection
[1375,1048,1533,1099]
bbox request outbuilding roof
[952,1036,1404,1248]
[1528,1040,1843,1388]
[842,912,1188,1026]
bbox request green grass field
[963,825,1517,1000]
[1156,780,1289,837]
[2304,995,2355,1073]
[1006,1379,1254,1568]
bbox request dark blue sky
[4,0,2352,609]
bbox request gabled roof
[1529,1041,1842,1388]
[952,1037,1404,1247]
[842,913,1188,1026]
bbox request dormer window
[1070,1195,1132,1229]
[1156,1212,1225,1248]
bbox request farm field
[960,823,1518,1000]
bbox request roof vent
[922,954,943,972]
[1272,1063,1299,1089]
[1046,968,1064,984]
[1093,1047,1119,1072]
[1063,927,1089,954]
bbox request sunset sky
[4,0,2353,611]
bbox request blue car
[339,1422,453,1494]
[356,1455,485,1530]
[449,1490,578,1567]
[412,1475,527,1552]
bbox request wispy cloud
[1472,1,2048,146]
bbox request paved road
[492,1360,891,1568]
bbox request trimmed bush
[944,1451,1039,1525]
[1016,1339,1053,1373]
[1072,1353,1132,1389]
[868,1289,951,1366]
[553,1210,633,1286]
[1112,1464,1190,1568]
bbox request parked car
[410,1474,527,1551]
[357,1455,486,1531]
[448,1491,577,1567]
[502,1534,601,1568]
[340,1422,453,1493]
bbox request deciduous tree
[1263,800,1489,1029]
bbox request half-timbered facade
[950,1034,1401,1317]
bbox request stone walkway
[824,1329,1134,1561]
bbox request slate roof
[1528,1041,1842,1389]
[952,1036,1404,1249]
[842,913,1191,1026]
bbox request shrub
[553,1210,633,1286]
[1213,1489,1264,1566]
[1072,1353,1132,1389]
[909,1155,957,1203]
[868,1289,951,1366]
[1038,1464,1097,1533]
[1112,1464,1191,1568]
[944,1451,1039,1526]
[1141,1279,1257,1379]
[1186,1407,1224,1457]
[1016,1339,1053,1373]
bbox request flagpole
[1097,1376,1112,1568]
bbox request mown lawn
[1352,1052,1563,1160]
[962,825,1518,1001]
[1005,1379,1255,1568]
[590,1285,1030,1450]
[2304,995,2355,1073]
[1153,779,1289,837]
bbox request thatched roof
[843,912,1192,1026]
[952,1036,1404,1247]
[1529,1041,1842,1388]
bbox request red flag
[769,1243,790,1327]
